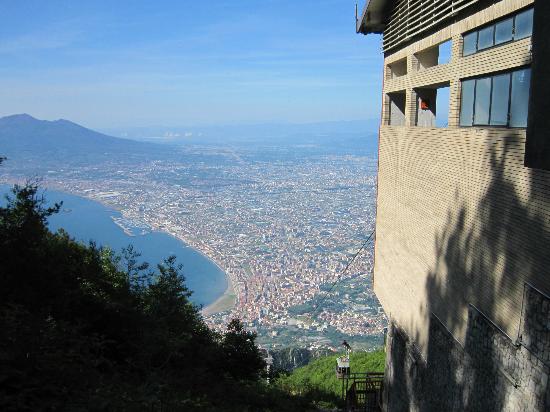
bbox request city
[2,141,386,350]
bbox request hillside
[0,182,314,411]
[276,350,385,408]
[270,347,331,372]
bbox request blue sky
[0,1,383,128]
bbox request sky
[0,1,383,129]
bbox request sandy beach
[168,231,237,316]
[201,273,236,316]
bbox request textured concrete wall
[383,285,550,411]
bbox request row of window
[459,68,531,128]
[387,67,531,129]
[386,7,533,79]
[463,8,533,56]
[386,7,533,128]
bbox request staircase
[345,372,384,412]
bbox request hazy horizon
[0,1,382,130]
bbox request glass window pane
[460,80,475,126]
[463,32,477,56]
[478,26,494,50]
[490,74,511,126]
[514,8,533,40]
[438,40,452,65]
[510,68,531,127]
[436,87,450,128]
[495,18,513,45]
[474,77,491,125]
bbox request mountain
[0,114,156,160]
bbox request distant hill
[102,119,380,156]
[103,119,381,143]
[0,114,156,161]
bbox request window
[495,18,513,45]
[462,7,533,56]
[477,26,494,50]
[438,41,452,65]
[490,74,510,126]
[436,87,450,127]
[463,32,477,56]
[459,68,531,128]
[474,78,491,125]
[459,80,475,126]
[510,68,531,127]
[514,8,534,40]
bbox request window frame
[462,7,533,57]
[459,66,531,129]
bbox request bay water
[1,184,227,307]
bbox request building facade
[357,0,550,410]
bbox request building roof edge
[356,0,392,34]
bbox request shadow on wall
[387,138,550,411]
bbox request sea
[0,184,227,307]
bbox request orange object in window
[420,99,430,110]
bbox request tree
[222,318,266,381]
[0,183,311,410]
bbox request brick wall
[371,0,550,409]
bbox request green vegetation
[287,302,315,315]
[276,350,386,409]
[0,183,314,411]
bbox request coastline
[95,198,238,315]
[100,198,238,315]
[2,182,236,315]
[201,270,236,315]
[163,232,237,316]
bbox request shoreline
[161,229,237,315]
[200,269,236,315]
[108,209,238,315]
[119,220,238,316]
[1,181,236,315]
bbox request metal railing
[344,372,385,412]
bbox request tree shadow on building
[386,138,550,411]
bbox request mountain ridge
[0,113,158,161]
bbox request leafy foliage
[0,183,313,411]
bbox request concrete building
[357,0,549,410]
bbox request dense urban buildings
[0,132,386,351]
[358,0,549,410]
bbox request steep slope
[276,350,385,407]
